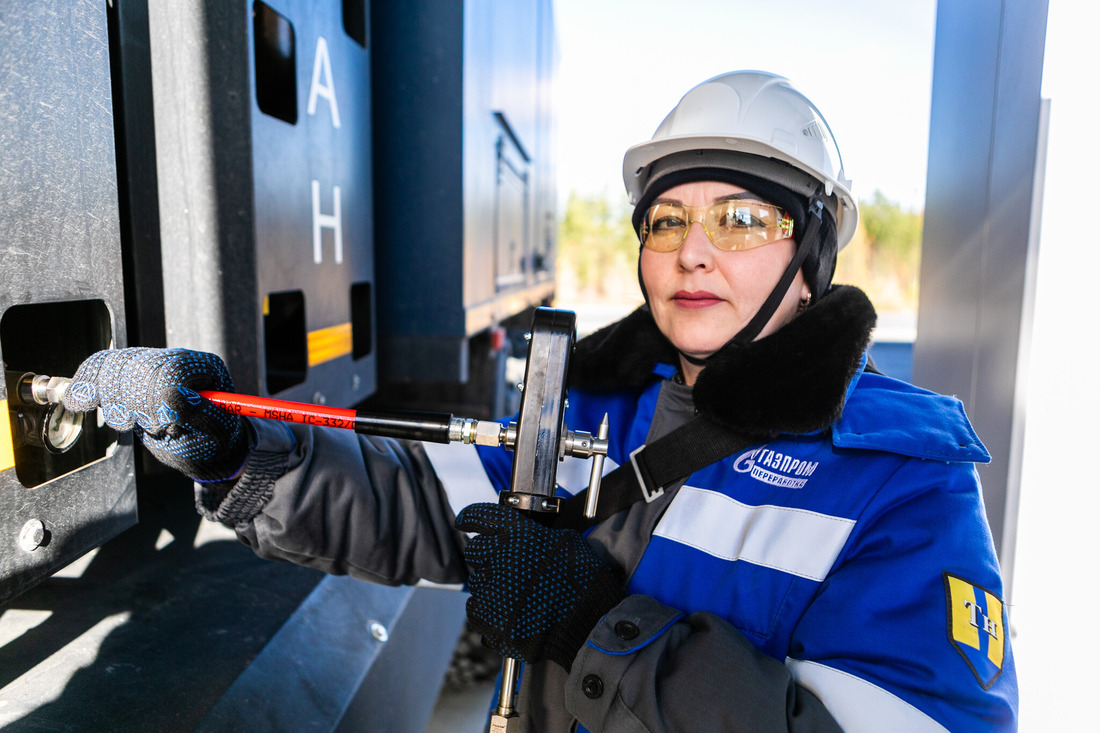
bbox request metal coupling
[561,429,608,459]
[448,417,475,444]
[502,424,518,450]
[18,373,72,406]
[489,714,521,733]
[448,417,506,446]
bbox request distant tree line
[833,190,922,311]
[556,193,639,303]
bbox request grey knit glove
[62,348,247,482]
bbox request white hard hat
[623,71,858,248]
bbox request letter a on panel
[307,36,341,128]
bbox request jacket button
[614,620,640,640]
[582,674,604,699]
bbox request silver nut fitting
[474,420,504,447]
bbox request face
[640,181,808,365]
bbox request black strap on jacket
[553,415,761,532]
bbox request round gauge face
[43,404,84,454]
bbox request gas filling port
[6,372,83,454]
[1,299,115,488]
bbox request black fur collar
[570,285,877,437]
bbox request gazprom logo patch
[945,572,1005,689]
[733,446,818,489]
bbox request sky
[552,0,938,211]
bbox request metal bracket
[629,445,664,503]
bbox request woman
[65,72,1017,731]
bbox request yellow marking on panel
[984,591,1005,668]
[948,575,980,650]
[1,400,15,472]
[308,322,353,367]
[263,295,270,316]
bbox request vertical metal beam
[915,0,1048,599]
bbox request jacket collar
[570,285,877,438]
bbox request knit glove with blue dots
[62,348,247,483]
[455,502,626,671]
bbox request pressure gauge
[41,403,84,454]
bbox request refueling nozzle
[4,372,83,454]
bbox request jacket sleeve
[782,459,1017,731]
[196,417,491,587]
[564,458,1017,732]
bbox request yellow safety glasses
[640,200,795,252]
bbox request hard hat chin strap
[730,192,827,343]
[678,195,825,368]
[731,195,824,346]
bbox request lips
[671,290,724,309]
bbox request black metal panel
[915,0,1048,591]
[146,0,375,407]
[197,580,467,732]
[339,587,469,733]
[2,3,488,729]
[251,0,376,405]
[371,0,557,383]
[0,1,137,602]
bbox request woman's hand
[63,348,247,483]
[455,502,626,671]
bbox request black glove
[455,502,626,671]
[62,348,247,483]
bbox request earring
[798,291,811,314]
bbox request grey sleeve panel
[210,418,469,586]
[566,595,842,733]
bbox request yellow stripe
[984,591,1005,668]
[948,575,981,650]
[307,322,352,367]
[1,400,15,472]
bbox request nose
[676,220,714,271]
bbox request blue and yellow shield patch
[944,572,1005,689]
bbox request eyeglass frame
[639,197,795,253]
